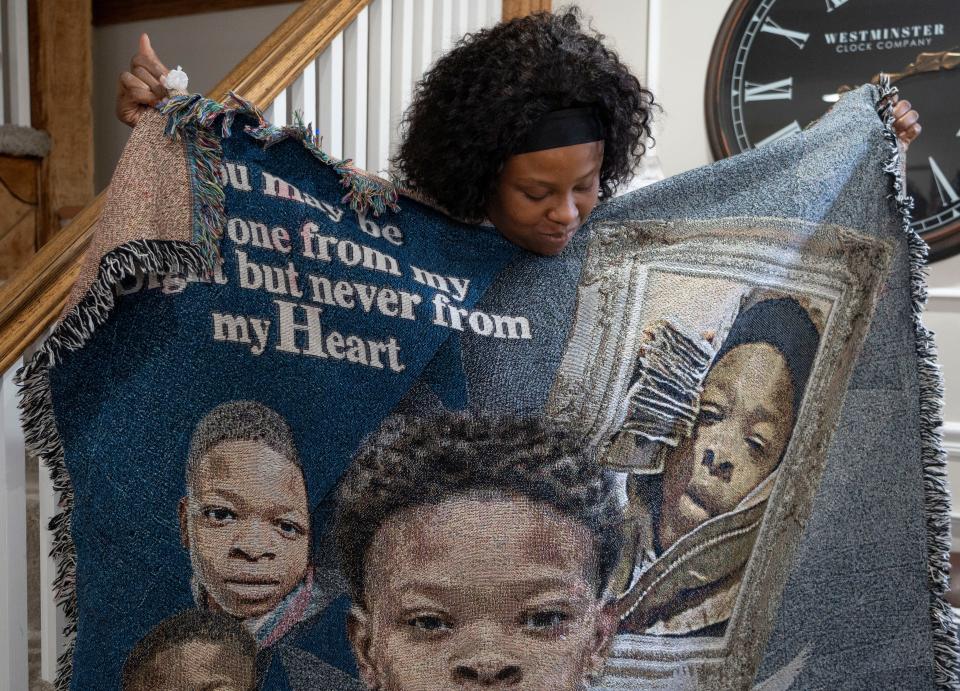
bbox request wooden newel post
[502,0,551,22]
[28,0,94,247]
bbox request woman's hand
[890,94,921,150]
[116,33,169,127]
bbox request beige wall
[92,4,300,192]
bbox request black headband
[514,106,604,154]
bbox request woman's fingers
[895,108,919,131]
[117,71,157,127]
[131,64,166,100]
[132,33,169,81]
[889,96,921,148]
[118,34,171,127]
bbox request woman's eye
[202,507,235,524]
[276,520,303,537]
[746,436,767,453]
[408,615,449,632]
[523,190,548,201]
[523,610,569,631]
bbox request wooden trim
[28,0,94,247]
[501,0,551,21]
[0,0,372,371]
[208,0,371,106]
[92,0,298,26]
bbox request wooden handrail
[0,0,371,374]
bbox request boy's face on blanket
[125,639,256,691]
[659,343,795,550]
[180,440,310,618]
[486,141,603,257]
[348,497,616,690]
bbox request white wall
[92,4,300,192]
[574,0,648,84]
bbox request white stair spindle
[0,356,28,691]
[433,0,454,56]
[412,0,434,77]
[300,60,318,138]
[318,35,345,159]
[288,71,307,126]
[468,0,485,32]
[4,0,30,125]
[272,88,288,126]
[389,0,415,159]
[38,444,63,683]
[450,0,468,43]
[486,0,501,27]
[367,0,393,177]
[343,8,369,169]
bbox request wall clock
[706,0,960,261]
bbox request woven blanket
[19,81,957,690]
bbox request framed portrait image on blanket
[547,217,892,686]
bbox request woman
[115,8,921,256]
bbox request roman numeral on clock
[929,157,960,206]
[761,19,810,49]
[825,0,849,12]
[755,120,802,148]
[744,78,794,102]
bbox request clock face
[706,0,960,260]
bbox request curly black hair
[393,7,656,221]
[333,412,624,604]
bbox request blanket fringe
[15,240,208,691]
[876,75,960,689]
[161,92,399,231]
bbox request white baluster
[4,0,30,125]
[0,4,6,124]
[412,0,434,77]
[486,0,501,27]
[468,0,485,32]
[389,0,415,159]
[272,88,288,126]
[0,355,28,691]
[300,60,318,138]
[34,328,63,684]
[38,439,63,684]
[288,71,307,126]
[450,0,468,43]
[343,8,369,169]
[318,35,345,159]
[367,0,393,177]
[433,0,454,57]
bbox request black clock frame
[705,0,960,261]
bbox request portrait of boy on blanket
[122,610,257,691]
[178,400,361,688]
[614,295,821,637]
[333,413,623,690]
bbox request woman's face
[486,141,604,256]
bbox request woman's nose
[547,192,579,226]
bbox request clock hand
[880,49,959,85]
[822,49,960,102]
